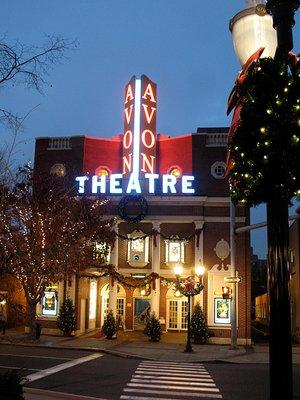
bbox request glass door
[167,299,188,331]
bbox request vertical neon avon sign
[75,75,195,195]
[122,76,157,181]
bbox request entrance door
[100,284,126,327]
[101,297,125,325]
[134,298,151,330]
[167,299,188,331]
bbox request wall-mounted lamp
[222,286,232,300]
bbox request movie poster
[214,298,231,324]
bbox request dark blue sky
[1,0,299,258]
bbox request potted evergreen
[102,310,116,339]
[57,298,76,336]
[190,302,209,344]
[144,313,162,342]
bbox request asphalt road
[1,344,300,399]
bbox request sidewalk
[1,328,300,364]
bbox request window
[95,166,111,177]
[50,163,66,177]
[94,242,111,264]
[210,162,226,179]
[127,230,149,267]
[167,299,188,330]
[165,239,185,264]
[117,298,125,317]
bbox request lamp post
[229,1,299,398]
[174,263,205,353]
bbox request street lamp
[174,263,205,353]
[229,1,299,399]
[230,0,277,65]
[229,0,278,352]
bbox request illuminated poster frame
[214,298,231,324]
[42,290,58,316]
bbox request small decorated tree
[57,298,76,336]
[102,310,116,339]
[190,302,209,344]
[144,313,162,342]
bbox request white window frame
[210,161,226,179]
[95,242,111,264]
[165,239,185,265]
[127,230,149,267]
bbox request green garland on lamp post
[228,57,300,205]
[228,55,300,400]
[173,264,205,353]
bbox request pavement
[1,328,300,364]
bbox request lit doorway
[133,287,151,331]
[100,284,126,327]
[166,288,188,331]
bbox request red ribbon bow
[151,229,158,247]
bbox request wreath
[118,195,148,224]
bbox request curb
[2,339,282,364]
[24,387,107,400]
[0,341,246,362]
[0,340,149,360]
[0,340,105,353]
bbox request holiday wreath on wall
[118,195,148,224]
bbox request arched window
[127,230,149,267]
[50,163,66,177]
[210,162,226,179]
[168,165,182,179]
[95,166,111,177]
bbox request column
[195,221,204,307]
[151,221,160,318]
[108,222,118,319]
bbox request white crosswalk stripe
[120,360,222,399]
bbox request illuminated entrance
[101,284,126,327]
[166,289,188,331]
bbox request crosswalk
[120,360,222,399]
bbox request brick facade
[1,78,251,342]
[29,126,251,344]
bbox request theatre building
[33,75,251,344]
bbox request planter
[63,331,72,337]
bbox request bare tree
[0,34,77,198]
[0,34,76,91]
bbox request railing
[205,133,227,147]
[47,137,71,150]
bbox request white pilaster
[151,221,160,317]
[194,221,205,308]
[109,222,118,318]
